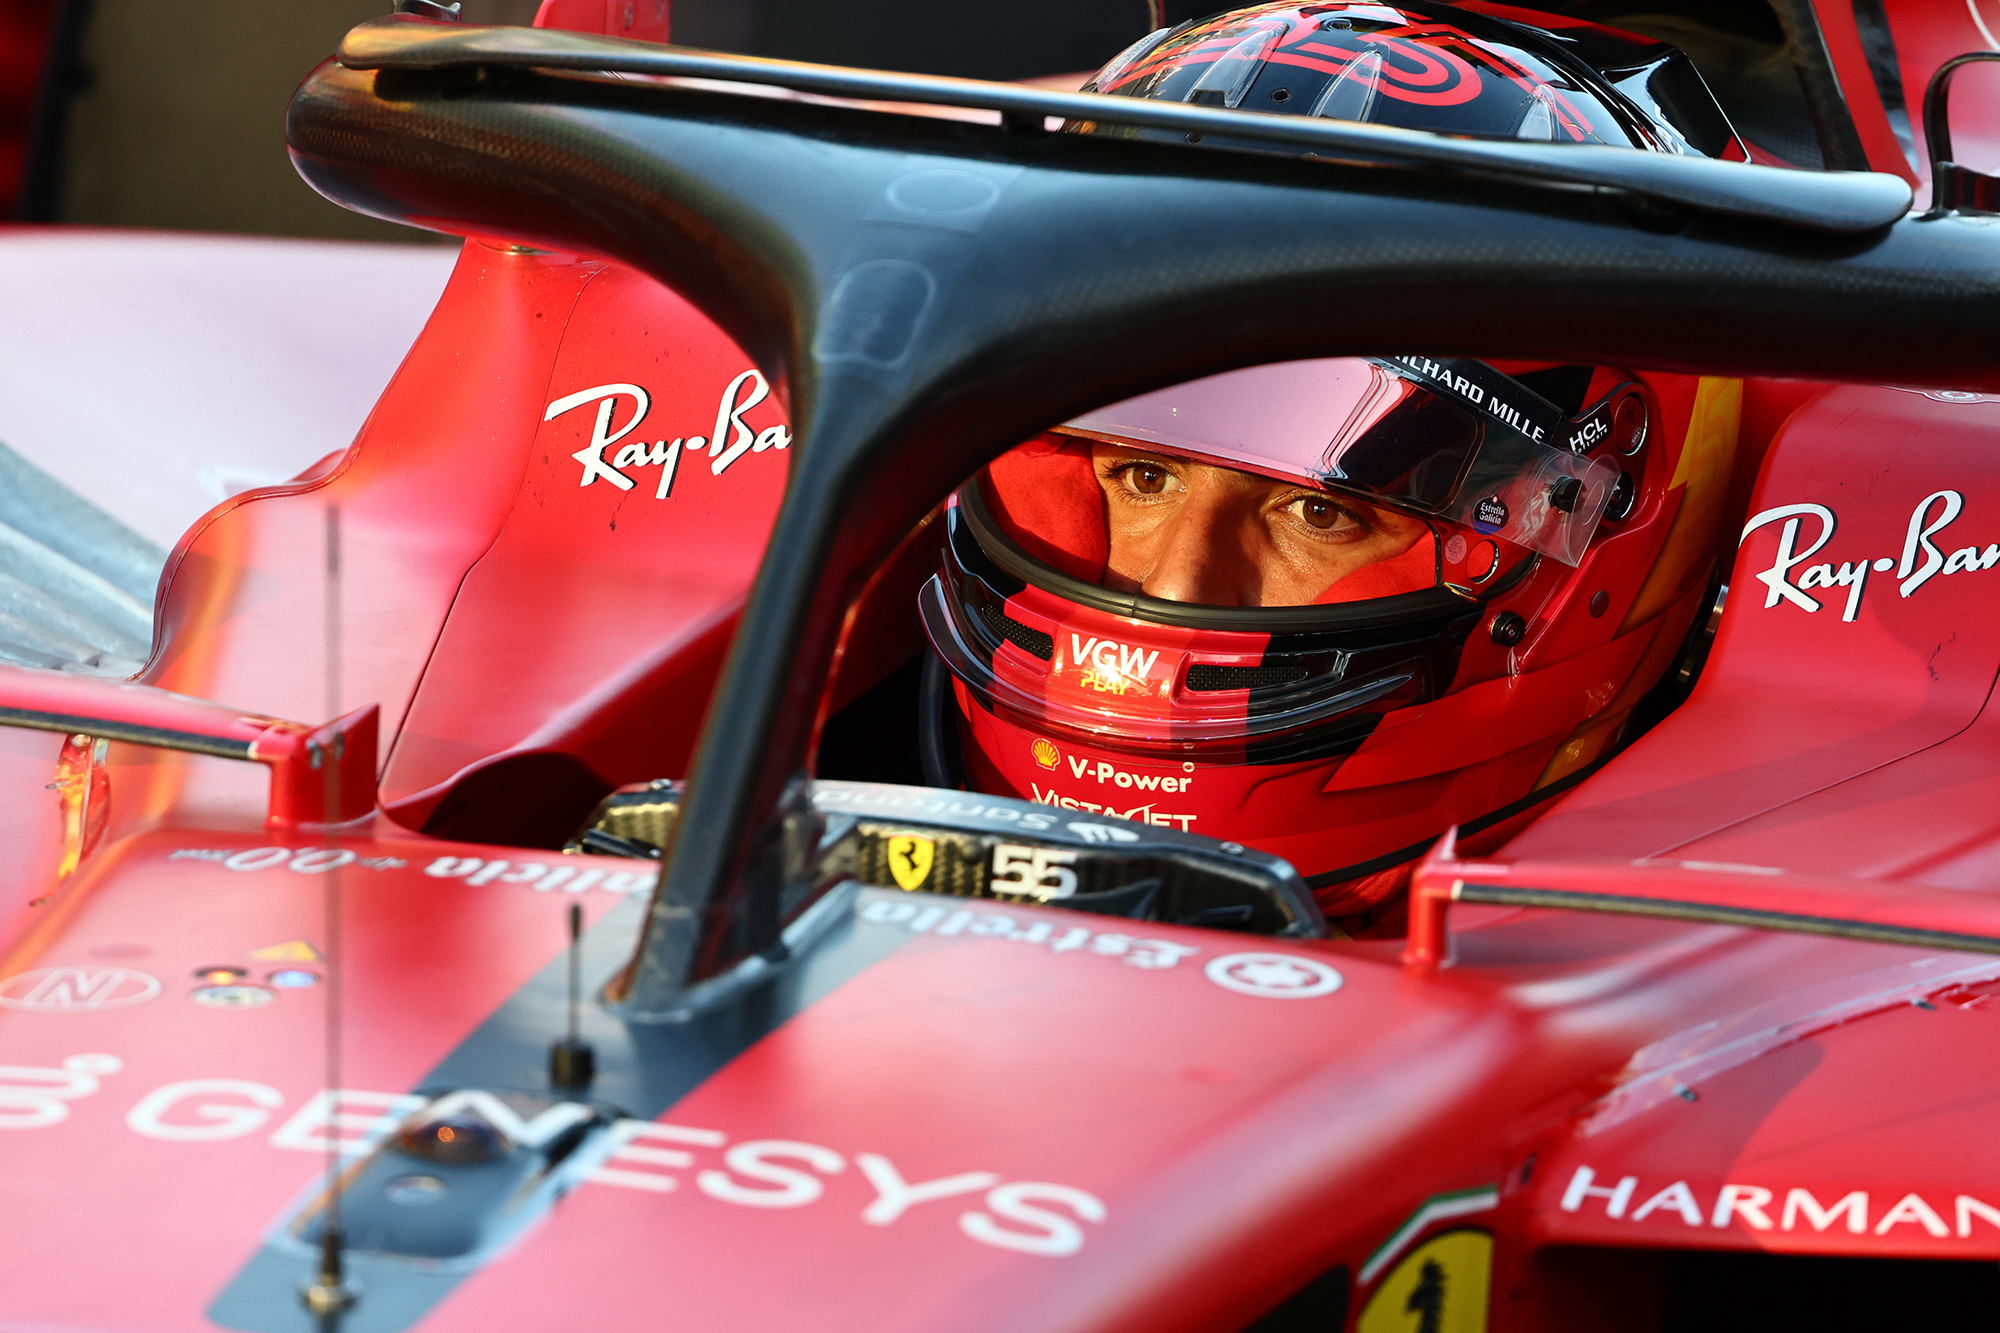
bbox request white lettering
[960,1181,1107,1257]
[1740,504,1836,613]
[1710,1183,1774,1230]
[0,1054,121,1129]
[224,847,294,873]
[1127,940,1201,969]
[1741,492,2000,620]
[1833,560,1872,622]
[1568,417,1608,453]
[1067,633,1158,680]
[856,1152,999,1225]
[698,1140,845,1208]
[1898,490,1964,597]
[860,893,1197,969]
[127,1079,282,1141]
[1630,1180,1705,1226]
[548,383,650,491]
[1874,1192,1950,1237]
[195,848,400,874]
[1560,1166,1637,1219]
[1027,783,1195,830]
[1783,1188,1867,1234]
[286,849,355,875]
[589,1120,726,1193]
[652,438,683,499]
[989,844,1078,900]
[708,370,771,475]
[1957,1194,2000,1238]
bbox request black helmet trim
[919,573,1424,760]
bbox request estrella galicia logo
[1472,496,1509,532]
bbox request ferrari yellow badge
[1358,1229,1491,1333]
[887,835,934,891]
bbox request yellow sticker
[247,940,322,963]
[1032,738,1060,770]
[1357,1229,1491,1333]
[886,835,934,891]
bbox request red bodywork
[1,3,1997,1331]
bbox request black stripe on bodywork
[208,887,914,1333]
[1302,751,1615,893]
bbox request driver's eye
[1295,497,1343,530]
[1128,465,1170,495]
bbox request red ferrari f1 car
[5,1,2000,1329]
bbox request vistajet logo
[1028,783,1195,831]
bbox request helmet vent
[1311,48,1381,123]
[1187,662,1311,691]
[1184,24,1283,109]
[975,597,1054,660]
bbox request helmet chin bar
[293,22,2000,1017]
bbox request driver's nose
[1139,487,1261,606]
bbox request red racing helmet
[916,4,1747,929]
[1072,0,1744,160]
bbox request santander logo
[1741,490,1997,623]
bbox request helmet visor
[1054,356,1617,565]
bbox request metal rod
[0,707,254,758]
[303,503,355,1323]
[568,902,581,1045]
[1454,883,2000,956]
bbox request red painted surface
[7,7,2000,1330]
[532,0,668,43]
[378,264,790,830]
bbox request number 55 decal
[991,844,1079,901]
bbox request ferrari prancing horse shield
[887,835,934,890]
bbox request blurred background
[8,0,1207,241]
[0,0,1207,573]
